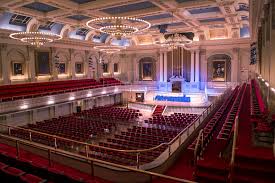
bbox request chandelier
[86,17,151,39]
[9,32,62,47]
[160,33,192,50]
[94,45,125,54]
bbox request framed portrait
[114,63,118,73]
[35,51,50,75]
[103,63,108,73]
[212,60,226,81]
[142,62,153,80]
[12,62,23,75]
[75,63,83,74]
[59,63,66,74]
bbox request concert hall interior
[0,0,274,183]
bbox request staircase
[232,150,275,183]
[152,105,166,116]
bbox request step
[196,170,227,183]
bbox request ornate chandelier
[94,45,125,54]
[9,32,62,47]
[86,17,151,39]
[160,33,192,50]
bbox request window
[103,63,108,73]
[75,63,83,74]
[59,63,66,74]
[114,63,118,72]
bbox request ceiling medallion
[94,45,125,54]
[9,32,62,47]
[86,17,151,39]
[158,33,192,50]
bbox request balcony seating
[250,79,266,116]
[0,78,123,102]
[0,143,108,183]
[188,86,240,152]
[217,83,247,140]
[99,78,123,86]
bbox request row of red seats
[188,86,240,151]
[99,78,123,85]
[76,106,141,122]
[217,83,247,140]
[145,113,198,128]
[0,78,123,102]
[251,79,265,115]
[11,116,116,148]
[0,143,106,183]
[0,161,46,183]
[89,144,153,165]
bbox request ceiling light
[9,31,62,47]
[158,33,192,50]
[86,17,151,39]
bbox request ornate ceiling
[0,0,250,46]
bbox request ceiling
[0,0,250,46]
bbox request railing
[193,129,204,165]
[0,89,229,171]
[0,133,197,183]
[229,116,239,183]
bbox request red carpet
[153,149,195,183]
[233,85,275,183]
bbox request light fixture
[47,100,55,105]
[20,105,28,109]
[69,96,75,100]
[155,11,192,50]
[94,45,125,54]
[159,33,192,50]
[86,17,151,39]
[87,93,92,97]
[9,32,62,47]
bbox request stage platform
[142,91,211,107]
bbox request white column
[27,46,36,82]
[159,52,163,82]
[69,49,75,79]
[51,48,58,80]
[195,50,200,82]
[181,48,184,77]
[1,44,10,84]
[163,51,168,82]
[190,50,195,82]
[84,51,89,78]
